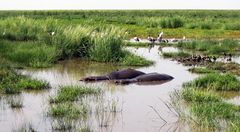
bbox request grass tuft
[50,85,101,103]
[185,73,240,91]
[120,51,153,66]
[188,67,217,74]
[17,77,49,90]
[162,51,191,58]
[49,103,88,119]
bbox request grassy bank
[0,59,50,94]
[189,62,240,76]
[177,39,240,56]
[0,17,152,67]
[162,51,191,58]
[174,73,240,131]
[1,10,240,38]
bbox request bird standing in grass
[48,31,55,36]
[157,32,163,42]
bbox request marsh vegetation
[0,10,240,131]
[173,73,240,131]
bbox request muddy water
[1,45,237,131]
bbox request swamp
[0,10,240,131]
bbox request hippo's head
[79,77,97,82]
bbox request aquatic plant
[207,62,240,76]
[7,95,24,109]
[184,73,240,91]
[17,77,49,90]
[120,51,153,66]
[49,103,88,119]
[182,88,222,103]
[171,73,240,131]
[188,67,217,74]
[177,39,240,55]
[50,85,101,103]
[0,63,50,94]
[162,51,191,58]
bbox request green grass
[188,67,217,74]
[0,17,152,67]
[207,62,240,76]
[17,77,49,90]
[0,40,59,68]
[182,88,222,103]
[160,17,184,28]
[185,73,240,91]
[177,39,240,55]
[1,10,240,39]
[0,61,50,94]
[49,103,88,119]
[89,27,125,62]
[50,85,101,103]
[175,73,240,131]
[162,51,191,58]
[120,51,154,66]
[225,23,240,30]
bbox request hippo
[114,73,174,85]
[80,68,145,82]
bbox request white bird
[48,31,55,36]
[3,32,5,35]
[183,36,186,40]
[133,37,140,42]
[51,31,55,36]
[159,32,163,37]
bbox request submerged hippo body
[115,73,174,84]
[80,68,145,82]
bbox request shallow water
[0,46,239,131]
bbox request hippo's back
[135,73,174,82]
[108,68,145,80]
